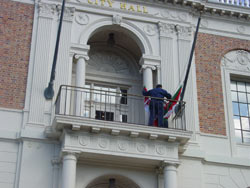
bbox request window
[230,80,250,143]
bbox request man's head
[156,84,162,88]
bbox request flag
[143,87,158,126]
[143,87,150,113]
[164,86,182,119]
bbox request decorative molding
[143,24,157,36]
[56,6,75,21]
[112,14,122,25]
[141,64,156,71]
[236,25,246,34]
[158,22,176,37]
[38,3,56,18]
[176,25,192,39]
[64,131,180,160]
[75,13,89,25]
[221,50,250,71]
[87,49,132,75]
[74,54,89,61]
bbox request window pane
[239,103,248,116]
[241,117,250,130]
[231,91,238,102]
[233,102,239,115]
[233,116,241,129]
[247,94,250,103]
[237,82,246,92]
[243,131,250,143]
[231,81,237,90]
[246,83,250,93]
[238,92,247,103]
[235,130,242,143]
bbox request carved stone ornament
[118,140,129,151]
[201,19,208,28]
[75,13,89,25]
[113,14,122,25]
[98,138,109,149]
[178,13,188,21]
[87,49,132,75]
[158,22,176,37]
[56,6,75,21]
[38,3,56,18]
[237,25,245,34]
[137,143,146,153]
[175,25,192,38]
[143,24,157,36]
[156,145,166,155]
[221,50,250,71]
[79,135,90,146]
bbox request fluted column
[162,162,178,188]
[62,152,78,188]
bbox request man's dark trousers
[149,100,164,127]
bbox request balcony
[46,85,192,161]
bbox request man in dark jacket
[143,84,172,127]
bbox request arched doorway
[72,25,145,124]
[86,175,140,188]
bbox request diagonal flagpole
[179,13,202,102]
[44,0,66,99]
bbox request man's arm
[142,88,151,96]
[163,90,172,99]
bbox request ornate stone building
[0,0,250,187]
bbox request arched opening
[71,25,146,124]
[86,174,140,188]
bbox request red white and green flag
[163,86,182,119]
[143,87,150,113]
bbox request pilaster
[158,22,177,93]
[28,3,56,125]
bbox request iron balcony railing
[55,85,186,130]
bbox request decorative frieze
[64,132,179,160]
[221,50,250,71]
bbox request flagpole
[44,0,66,99]
[179,14,202,102]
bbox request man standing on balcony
[143,84,172,127]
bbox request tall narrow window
[230,80,250,143]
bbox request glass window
[231,80,250,143]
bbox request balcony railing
[55,85,186,130]
[209,0,250,7]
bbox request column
[61,153,77,188]
[142,65,155,90]
[74,54,89,116]
[163,163,178,188]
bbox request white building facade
[0,0,250,187]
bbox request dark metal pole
[44,0,66,99]
[179,15,201,102]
